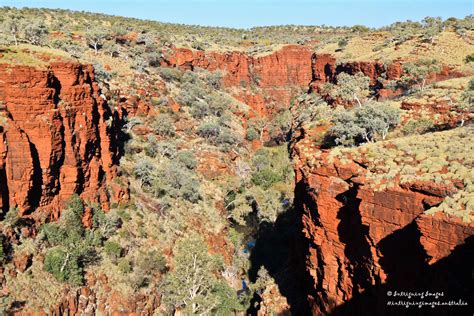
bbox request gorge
[0,8,472,316]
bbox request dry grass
[326,127,474,221]
[0,44,71,68]
[395,76,474,126]
[4,259,64,312]
[403,77,471,105]
[317,31,474,68]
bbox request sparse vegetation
[161,233,243,314]
[0,6,472,315]
[40,195,120,285]
[151,114,176,137]
[400,59,441,92]
[329,102,400,146]
[326,72,371,107]
[325,127,473,221]
[401,118,435,135]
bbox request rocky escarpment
[13,274,160,316]
[0,62,124,218]
[290,127,473,315]
[166,45,314,118]
[166,45,463,113]
[167,45,314,89]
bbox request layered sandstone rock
[167,45,313,88]
[166,45,314,114]
[417,212,473,265]
[13,276,160,316]
[166,46,462,116]
[0,62,123,217]
[290,127,473,315]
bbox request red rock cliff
[290,128,473,315]
[166,45,314,115]
[167,46,462,115]
[168,45,313,88]
[0,62,123,217]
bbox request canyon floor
[0,8,473,316]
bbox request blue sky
[1,0,472,28]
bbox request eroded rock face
[290,133,473,315]
[14,277,160,316]
[0,62,123,217]
[168,45,313,88]
[166,45,314,118]
[417,212,473,265]
[167,46,463,116]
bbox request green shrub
[131,250,167,288]
[180,71,199,84]
[150,96,166,107]
[24,21,48,45]
[292,94,331,127]
[151,162,201,202]
[0,235,5,263]
[133,160,156,189]
[251,169,284,189]
[136,250,166,274]
[146,138,177,158]
[104,241,122,261]
[329,102,400,146]
[207,94,229,117]
[329,72,371,106]
[85,25,109,54]
[190,101,212,119]
[151,114,176,137]
[216,129,240,148]
[64,194,84,228]
[197,122,221,139]
[458,79,474,126]
[337,37,349,51]
[158,68,182,82]
[401,118,435,135]
[41,194,85,246]
[197,122,240,149]
[400,59,441,92]
[44,248,83,286]
[117,257,132,274]
[92,208,122,239]
[205,71,222,89]
[176,150,197,170]
[41,196,117,286]
[251,146,293,181]
[3,207,20,228]
[41,223,68,246]
[189,93,228,119]
[117,209,132,222]
[176,81,208,108]
[464,53,474,64]
[161,234,241,314]
[246,127,259,141]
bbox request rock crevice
[291,147,473,315]
[0,62,123,217]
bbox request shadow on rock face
[246,180,313,315]
[329,236,473,316]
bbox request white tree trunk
[354,94,362,107]
[60,253,70,273]
[421,78,426,91]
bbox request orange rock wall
[0,62,122,217]
[167,46,463,116]
[168,45,313,88]
[291,143,473,315]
